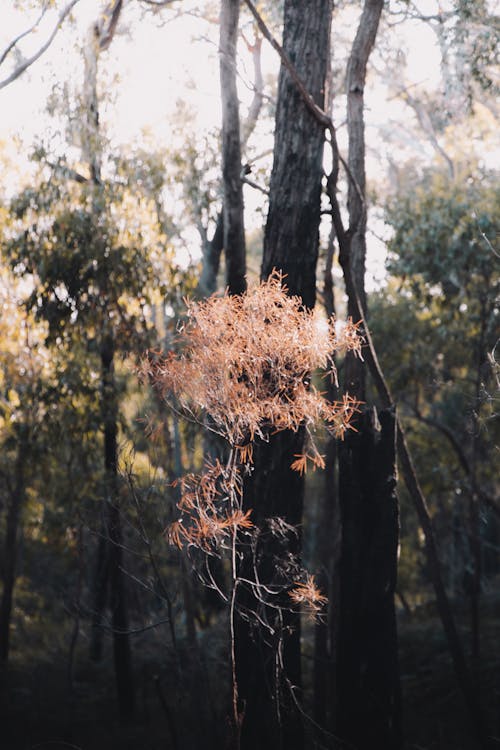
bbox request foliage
[142,272,361,597]
[371,168,500,600]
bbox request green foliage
[371,168,500,598]
[386,170,499,305]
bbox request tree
[329,4,404,749]
[235,2,333,749]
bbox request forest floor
[1,593,499,750]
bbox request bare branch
[99,0,124,52]
[0,0,81,91]
[138,0,180,6]
[0,5,48,68]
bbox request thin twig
[0,0,81,91]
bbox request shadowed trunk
[335,407,402,749]
[333,3,403,746]
[220,0,246,295]
[235,2,332,748]
[236,430,305,750]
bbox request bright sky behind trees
[0,0,498,284]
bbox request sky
[0,0,494,289]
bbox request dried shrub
[141,271,363,613]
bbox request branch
[138,0,180,6]
[0,0,80,91]
[241,32,264,151]
[0,5,48,68]
[99,0,124,52]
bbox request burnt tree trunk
[343,0,383,400]
[261,0,331,308]
[84,5,134,716]
[333,2,403,747]
[335,408,402,749]
[198,212,224,298]
[236,430,305,750]
[235,2,332,748]
[220,0,246,295]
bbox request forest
[0,1,498,749]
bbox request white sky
[0,0,495,289]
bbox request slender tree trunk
[236,430,305,750]
[84,5,134,716]
[343,0,383,401]
[235,3,332,748]
[220,0,246,294]
[198,212,224,297]
[90,520,109,661]
[101,329,135,717]
[0,439,26,664]
[314,223,338,732]
[330,2,403,745]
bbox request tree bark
[236,430,305,750]
[335,408,402,749]
[220,0,246,294]
[84,3,135,717]
[343,0,383,401]
[262,0,332,309]
[235,2,332,748]
[198,212,224,298]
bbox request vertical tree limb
[220,0,247,295]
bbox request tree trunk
[235,2,332,748]
[343,0,383,401]
[101,329,135,718]
[0,438,26,664]
[314,223,338,732]
[335,408,402,749]
[198,212,224,297]
[236,430,305,750]
[220,0,246,295]
[333,3,403,746]
[262,0,332,309]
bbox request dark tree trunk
[101,329,135,718]
[236,430,305,750]
[220,0,246,295]
[198,212,224,297]
[235,2,332,748]
[334,408,402,749]
[84,6,134,716]
[343,0,383,401]
[333,3,403,746]
[314,224,338,732]
[262,0,332,309]
[0,439,26,664]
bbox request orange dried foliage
[145,272,364,553]
[289,574,328,615]
[142,271,363,449]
